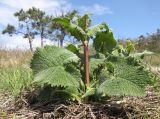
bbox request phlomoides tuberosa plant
[30,14,153,102]
[52,14,116,87]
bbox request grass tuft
[0,49,33,97]
[0,67,33,97]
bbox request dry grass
[0,49,32,68]
[144,54,160,67]
[0,49,33,97]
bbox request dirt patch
[0,87,160,119]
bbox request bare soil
[0,86,160,119]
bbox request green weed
[0,66,33,97]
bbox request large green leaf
[113,61,150,88]
[98,77,146,96]
[69,24,87,41]
[53,17,87,41]
[31,45,79,73]
[53,17,71,28]
[87,22,109,37]
[53,15,111,43]
[66,44,79,54]
[31,46,81,88]
[98,58,151,97]
[89,58,106,78]
[34,67,80,88]
[93,30,117,53]
[77,14,91,31]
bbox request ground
[0,86,160,119]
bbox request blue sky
[0,0,160,49]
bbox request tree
[2,8,54,51]
[2,9,37,51]
[27,7,52,48]
[53,14,110,86]
[136,29,160,53]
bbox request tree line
[2,7,78,51]
[135,29,160,53]
[117,29,160,53]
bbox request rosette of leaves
[31,45,152,103]
[30,36,153,102]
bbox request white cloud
[0,0,71,26]
[1,0,65,10]
[0,0,70,11]
[0,35,54,49]
[0,0,71,49]
[0,5,16,26]
[80,4,113,15]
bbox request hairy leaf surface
[31,45,79,73]
[93,30,117,53]
[98,77,145,96]
[34,67,80,87]
[98,58,151,96]
[31,46,81,88]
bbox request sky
[0,0,160,49]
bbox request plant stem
[83,40,90,86]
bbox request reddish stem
[83,40,90,86]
